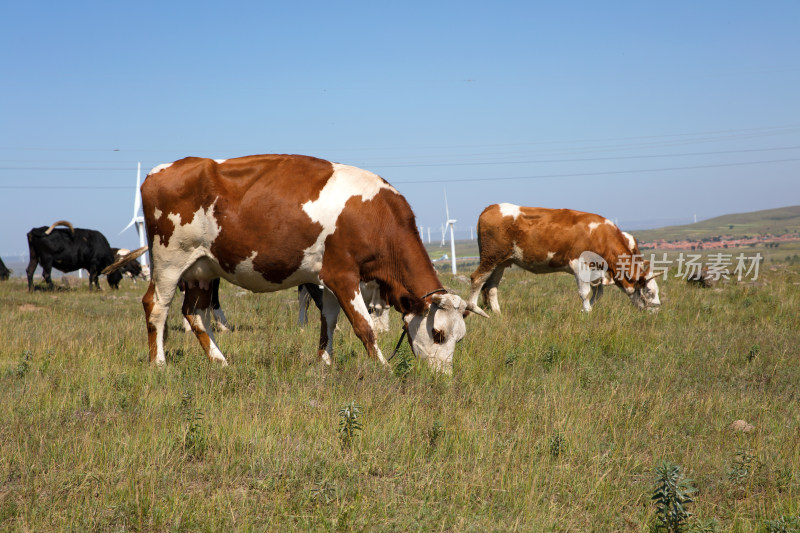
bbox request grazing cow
[26,221,128,291]
[469,204,661,313]
[686,266,717,288]
[140,154,487,372]
[298,281,390,333]
[0,257,10,280]
[109,248,146,288]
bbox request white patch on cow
[498,203,521,220]
[151,202,222,295]
[605,218,615,227]
[300,163,398,274]
[622,231,636,252]
[350,288,387,365]
[153,207,162,219]
[214,159,227,164]
[150,163,173,175]
[546,251,555,261]
[512,242,524,261]
[588,222,600,233]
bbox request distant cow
[0,257,10,280]
[686,266,717,288]
[298,281,390,333]
[469,204,661,313]
[139,154,487,372]
[109,248,146,288]
[26,221,130,291]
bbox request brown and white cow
[468,204,661,313]
[140,154,487,372]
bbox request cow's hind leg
[25,257,39,292]
[470,259,506,313]
[182,280,227,365]
[209,279,232,332]
[590,282,604,307]
[481,265,506,314]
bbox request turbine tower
[444,189,457,275]
[121,162,148,267]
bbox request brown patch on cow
[18,304,44,312]
[143,155,335,283]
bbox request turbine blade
[120,216,136,235]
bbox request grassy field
[633,205,800,243]
[2,249,799,531]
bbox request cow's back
[478,204,626,269]
[141,154,402,289]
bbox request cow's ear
[431,294,453,311]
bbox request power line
[0,124,798,155]
[392,157,800,184]
[2,144,800,172]
[1,157,797,190]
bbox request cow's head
[628,270,662,311]
[403,293,488,373]
[106,269,124,290]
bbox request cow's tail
[101,245,148,275]
[45,220,74,235]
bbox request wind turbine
[120,162,148,267]
[444,189,457,275]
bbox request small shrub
[15,351,32,378]
[651,461,696,532]
[180,391,208,460]
[728,448,756,486]
[393,350,413,382]
[504,351,519,366]
[427,420,445,450]
[338,401,363,449]
[747,344,761,363]
[542,344,560,368]
[309,480,337,505]
[763,515,800,533]
[549,431,567,459]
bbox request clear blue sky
[2,1,799,258]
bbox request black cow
[26,220,123,291]
[0,257,10,280]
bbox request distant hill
[632,205,800,243]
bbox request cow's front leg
[182,280,227,365]
[317,288,341,365]
[574,275,594,312]
[324,279,386,366]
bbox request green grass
[2,257,800,531]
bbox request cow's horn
[465,301,489,318]
[101,245,148,275]
[646,270,664,281]
[45,220,74,235]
